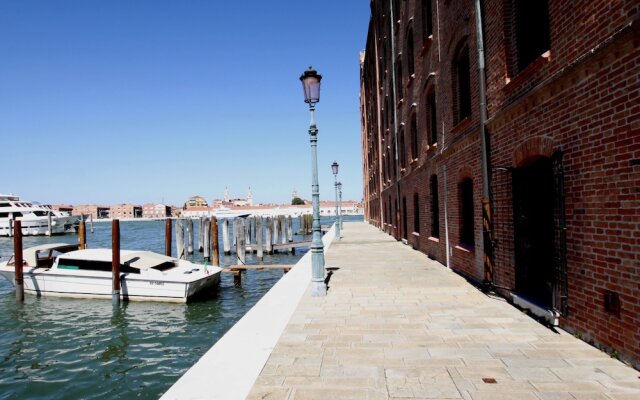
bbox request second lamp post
[331,161,341,239]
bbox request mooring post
[187,218,194,255]
[256,216,263,260]
[273,216,279,253]
[198,218,204,253]
[287,215,293,243]
[280,215,287,249]
[13,220,24,302]
[47,212,52,236]
[237,218,246,265]
[176,219,185,259]
[79,215,87,249]
[265,216,273,255]
[165,219,172,257]
[222,218,230,255]
[232,217,238,252]
[211,217,220,266]
[203,218,210,261]
[8,218,13,238]
[244,217,251,253]
[90,214,94,233]
[112,219,121,305]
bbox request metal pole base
[311,280,327,297]
[15,284,24,302]
[112,290,120,305]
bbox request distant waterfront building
[184,195,208,209]
[72,205,110,219]
[110,204,142,219]
[51,205,73,214]
[142,203,170,219]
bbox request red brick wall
[361,0,639,368]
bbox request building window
[413,193,420,233]
[426,88,437,145]
[453,41,471,123]
[395,58,403,99]
[430,175,439,238]
[410,113,418,160]
[399,127,406,169]
[460,178,475,247]
[512,0,550,73]
[406,25,414,76]
[422,0,433,39]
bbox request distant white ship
[0,194,80,236]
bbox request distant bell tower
[247,187,253,206]
[292,189,298,200]
[224,187,229,202]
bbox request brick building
[110,204,142,219]
[142,203,171,219]
[72,205,110,219]
[361,0,639,367]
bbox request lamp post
[331,161,341,239]
[300,66,326,297]
[337,182,343,231]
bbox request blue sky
[0,1,369,206]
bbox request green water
[0,217,352,399]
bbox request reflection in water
[0,215,362,399]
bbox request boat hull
[0,269,220,303]
[0,215,80,237]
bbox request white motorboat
[0,243,222,302]
[0,194,80,236]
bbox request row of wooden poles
[12,214,316,302]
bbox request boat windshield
[57,258,141,274]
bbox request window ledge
[451,117,472,134]
[428,236,439,243]
[504,50,552,89]
[406,74,415,88]
[409,158,419,165]
[397,97,404,108]
[455,244,474,253]
[420,35,434,56]
[412,232,420,237]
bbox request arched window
[407,25,415,76]
[426,88,437,145]
[512,0,550,72]
[399,127,406,169]
[430,175,440,238]
[459,177,475,247]
[395,58,403,99]
[422,0,433,39]
[453,41,471,123]
[413,193,420,233]
[410,113,418,160]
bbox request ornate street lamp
[300,66,326,296]
[331,161,341,239]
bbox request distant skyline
[0,1,369,206]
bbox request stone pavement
[247,222,640,400]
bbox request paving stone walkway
[247,222,640,400]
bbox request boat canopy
[13,243,80,266]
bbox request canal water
[0,216,359,399]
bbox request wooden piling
[165,219,172,257]
[265,216,273,255]
[232,217,238,251]
[273,216,279,253]
[237,218,246,264]
[176,219,185,259]
[280,215,287,249]
[90,214,94,233]
[256,216,263,260]
[112,219,120,305]
[8,218,12,238]
[187,218,194,255]
[79,216,87,250]
[211,217,220,266]
[198,218,204,253]
[287,215,293,242]
[222,218,231,255]
[13,220,23,302]
[203,218,210,261]
[244,217,251,253]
